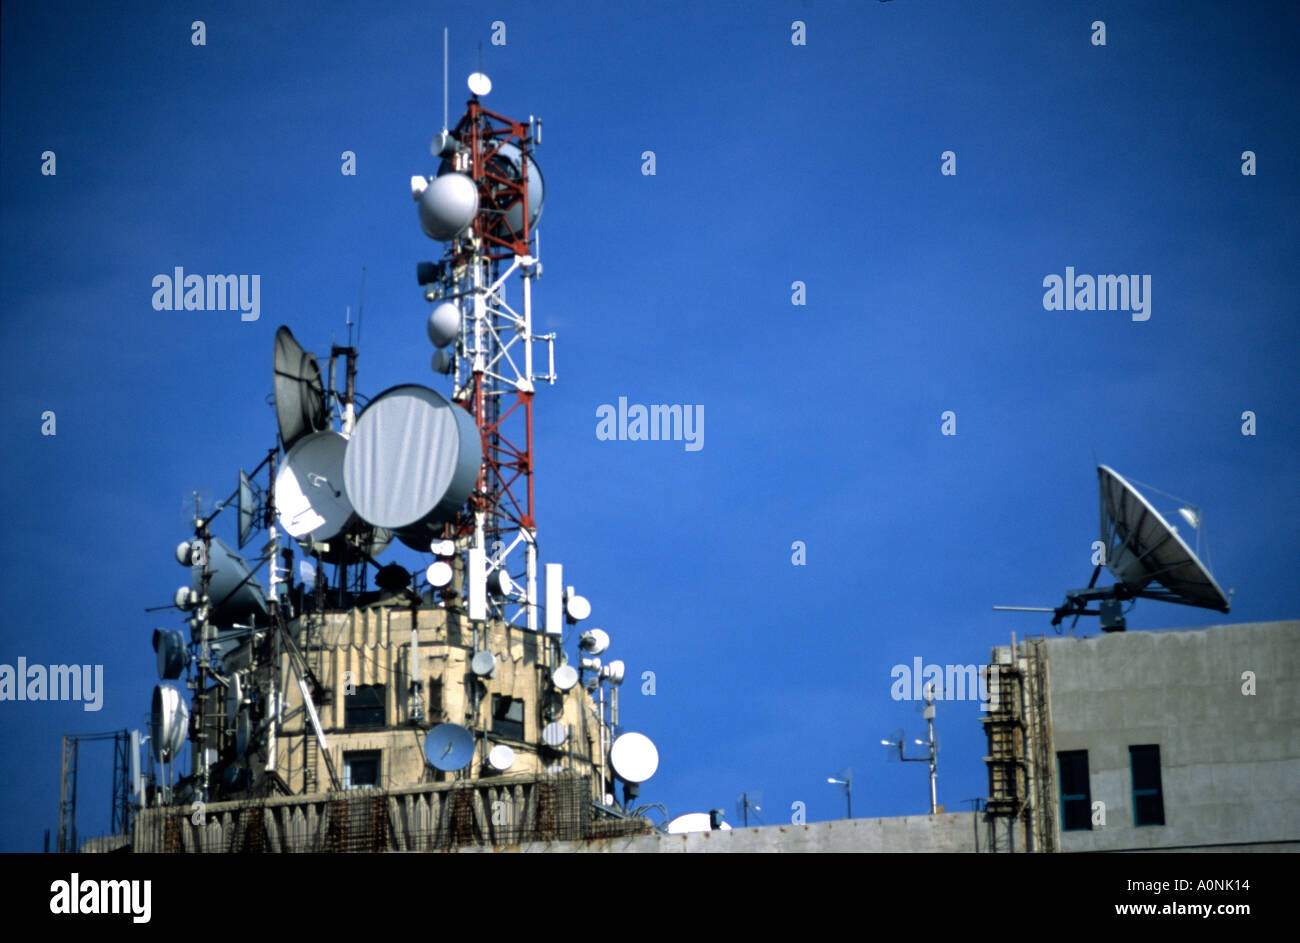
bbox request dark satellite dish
[994,465,1231,632]
[424,723,475,771]
[153,628,188,681]
[194,538,269,628]
[236,469,257,549]
[342,385,481,549]
[273,326,328,450]
[374,563,412,594]
[1098,466,1230,612]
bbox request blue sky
[1,0,1297,850]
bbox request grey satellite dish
[343,384,481,550]
[430,130,459,158]
[470,650,496,677]
[427,302,460,348]
[487,744,514,771]
[425,560,453,588]
[431,350,454,375]
[418,172,479,241]
[551,664,578,692]
[225,673,243,723]
[542,722,568,748]
[194,538,269,628]
[272,326,328,450]
[374,563,412,594]
[1099,466,1230,612]
[437,141,543,240]
[235,707,251,758]
[486,568,514,597]
[275,431,357,541]
[173,586,199,611]
[150,684,189,764]
[424,723,475,771]
[237,469,256,549]
[467,71,492,96]
[153,628,188,681]
[610,732,659,783]
[668,813,732,834]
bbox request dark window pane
[492,695,525,740]
[346,684,385,728]
[1058,751,1092,831]
[344,751,380,789]
[1130,745,1165,826]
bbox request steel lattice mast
[423,93,554,633]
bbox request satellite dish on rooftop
[994,465,1230,632]
[153,628,188,681]
[343,385,481,549]
[542,722,568,748]
[150,684,189,764]
[668,812,731,834]
[1099,465,1229,612]
[275,431,357,542]
[551,664,578,691]
[610,732,658,783]
[272,327,328,451]
[418,173,478,241]
[236,469,257,549]
[194,538,269,628]
[424,723,475,771]
[487,744,514,771]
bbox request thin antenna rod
[357,265,366,351]
[442,28,449,132]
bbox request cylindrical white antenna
[443,27,449,132]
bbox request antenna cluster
[130,61,659,820]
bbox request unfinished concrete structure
[982,619,1300,853]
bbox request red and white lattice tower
[414,76,555,633]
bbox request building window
[1058,750,1092,831]
[345,684,385,728]
[1130,745,1166,826]
[343,751,380,790]
[492,695,525,740]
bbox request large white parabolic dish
[1098,465,1229,612]
[275,431,357,541]
[343,384,481,549]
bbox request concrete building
[983,619,1300,853]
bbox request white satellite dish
[565,592,591,623]
[579,628,609,655]
[430,539,456,557]
[471,650,496,677]
[610,732,658,783]
[150,685,189,764]
[275,431,357,541]
[417,172,479,241]
[1099,466,1229,612]
[668,812,731,834]
[426,560,453,588]
[542,722,568,747]
[426,302,460,348]
[487,744,514,771]
[467,72,492,96]
[551,664,578,691]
